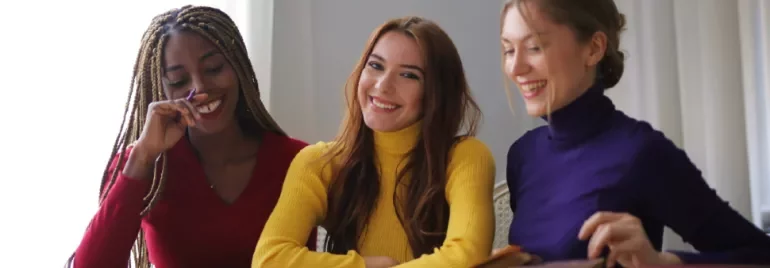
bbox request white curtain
[608,0,770,251]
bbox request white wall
[266,0,770,252]
[270,0,539,183]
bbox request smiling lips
[195,96,225,120]
[370,96,400,111]
[197,99,222,114]
[519,80,547,99]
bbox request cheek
[548,53,582,89]
[357,76,375,103]
[215,65,239,91]
[162,87,173,100]
[503,57,515,77]
[402,84,424,112]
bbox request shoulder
[448,137,496,175]
[450,136,494,161]
[506,126,547,168]
[508,126,546,156]
[616,118,695,181]
[616,117,682,161]
[288,140,339,171]
[283,140,340,186]
[264,131,310,157]
[293,140,333,159]
[446,137,496,192]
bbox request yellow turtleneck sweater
[252,122,495,268]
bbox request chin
[364,121,395,132]
[191,115,236,134]
[363,118,403,132]
[524,103,547,117]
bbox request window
[0,1,249,266]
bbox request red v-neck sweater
[73,131,315,268]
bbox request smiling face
[357,31,425,132]
[162,30,240,134]
[501,2,605,117]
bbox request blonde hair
[500,0,626,118]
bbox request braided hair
[67,5,284,268]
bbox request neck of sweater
[545,82,615,145]
[373,121,421,158]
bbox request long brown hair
[67,5,284,268]
[322,16,481,258]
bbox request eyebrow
[501,32,550,43]
[164,49,221,73]
[369,53,425,75]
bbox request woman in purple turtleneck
[499,0,770,267]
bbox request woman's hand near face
[578,212,682,268]
[123,91,208,179]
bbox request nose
[506,52,530,78]
[374,72,396,94]
[189,74,208,95]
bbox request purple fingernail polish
[186,88,196,101]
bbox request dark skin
[123,30,259,204]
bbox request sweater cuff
[103,173,151,207]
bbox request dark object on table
[475,245,543,268]
[526,259,605,268]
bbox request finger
[632,254,642,268]
[150,103,182,116]
[177,99,202,120]
[189,92,209,103]
[166,102,196,126]
[606,251,618,268]
[579,212,626,240]
[587,224,611,259]
[180,110,197,126]
[179,109,196,127]
[588,222,639,259]
[171,99,200,122]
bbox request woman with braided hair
[69,5,315,268]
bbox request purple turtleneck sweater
[506,84,770,264]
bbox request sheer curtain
[0,1,252,266]
[608,0,770,251]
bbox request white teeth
[521,81,547,92]
[197,99,222,114]
[372,97,398,110]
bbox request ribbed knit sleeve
[252,142,366,268]
[395,137,496,268]
[74,148,150,268]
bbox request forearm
[74,174,149,268]
[253,144,366,267]
[394,138,496,268]
[254,238,365,268]
[121,146,157,180]
[253,191,366,268]
[393,237,493,268]
[637,135,770,265]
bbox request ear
[585,31,607,67]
